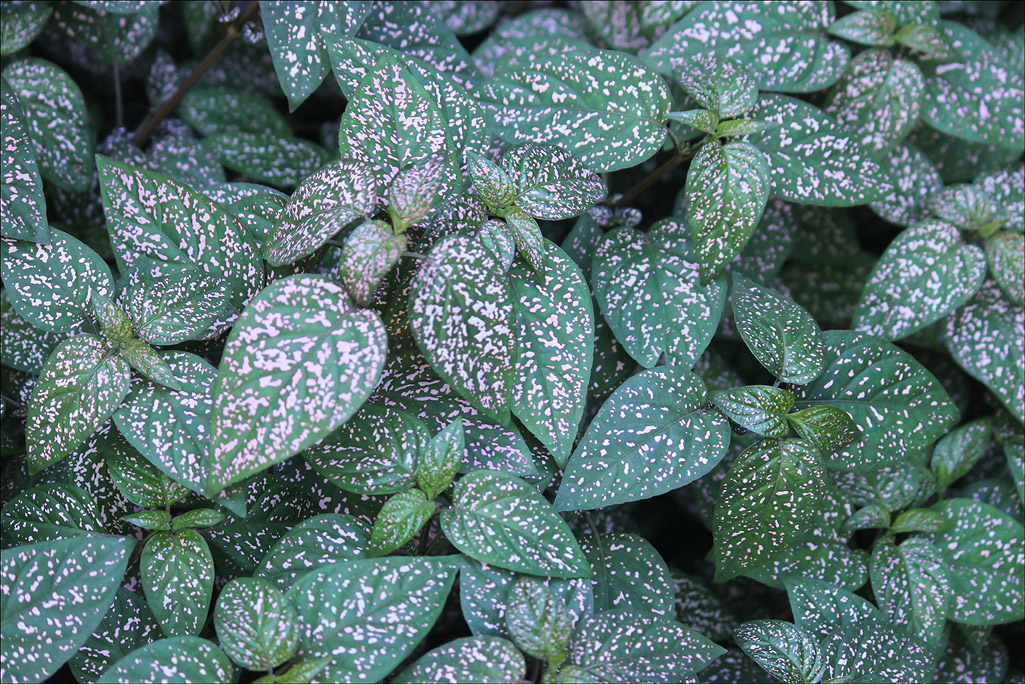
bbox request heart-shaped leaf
[105,432,187,507]
[673,54,758,119]
[556,367,729,511]
[368,488,434,557]
[581,532,675,618]
[711,385,794,438]
[141,529,214,637]
[734,620,825,684]
[0,76,48,243]
[96,636,232,684]
[501,143,606,220]
[214,577,299,670]
[392,636,526,684]
[255,513,370,589]
[505,577,574,663]
[207,275,388,495]
[117,265,232,346]
[870,535,952,645]
[786,405,862,455]
[785,576,885,642]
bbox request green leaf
[510,240,593,466]
[817,618,935,684]
[732,274,826,383]
[117,265,233,346]
[92,292,132,345]
[501,143,606,220]
[440,470,589,578]
[929,498,1025,625]
[214,577,298,670]
[410,235,516,424]
[824,49,925,153]
[827,9,898,46]
[208,132,330,190]
[745,525,869,593]
[667,108,718,134]
[178,88,291,137]
[387,158,445,231]
[1,76,48,243]
[671,570,738,643]
[712,385,794,437]
[204,183,288,245]
[207,275,388,495]
[716,118,776,137]
[581,532,674,618]
[557,367,729,511]
[337,220,406,307]
[27,335,131,473]
[171,508,226,529]
[944,280,1024,423]
[337,55,450,191]
[121,510,171,530]
[745,94,894,206]
[593,219,727,368]
[2,58,94,191]
[785,576,885,643]
[891,508,948,534]
[505,577,573,664]
[870,143,943,227]
[674,54,758,119]
[2,536,134,683]
[96,636,232,684]
[50,2,158,65]
[895,22,956,60]
[304,403,426,495]
[141,528,214,637]
[713,438,826,582]
[392,636,526,684]
[0,289,67,374]
[922,22,1025,151]
[643,1,849,93]
[97,156,263,313]
[1,228,113,332]
[466,149,517,208]
[118,339,182,391]
[105,432,187,507]
[854,220,986,340]
[262,159,378,266]
[563,610,725,683]
[870,535,951,645]
[986,231,1025,306]
[261,0,371,110]
[286,556,458,682]
[69,587,161,684]
[786,406,863,455]
[255,513,370,589]
[478,47,672,172]
[1,1,53,55]
[734,620,825,684]
[686,140,772,283]
[792,330,959,471]
[842,503,891,536]
[499,206,545,272]
[417,418,463,500]
[368,488,434,557]
[0,483,106,546]
[931,417,993,491]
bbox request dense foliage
[1,1,1023,683]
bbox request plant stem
[132,0,260,147]
[112,57,124,129]
[612,149,686,209]
[417,514,436,556]
[0,393,23,408]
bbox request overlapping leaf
[870,536,951,645]
[255,514,370,588]
[581,532,675,618]
[69,587,161,684]
[214,577,299,670]
[0,483,105,547]
[392,636,525,684]
[0,76,47,243]
[96,636,232,684]
[735,620,825,684]
[141,529,214,637]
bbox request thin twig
[612,152,686,209]
[0,393,23,408]
[132,0,260,147]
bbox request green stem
[132,0,260,147]
[417,513,437,556]
[611,143,692,209]
[0,393,23,408]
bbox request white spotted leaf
[564,610,726,683]
[854,219,986,340]
[734,620,825,684]
[117,339,181,391]
[208,132,331,190]
[117,265,233,346]
[96,636,232,684]
[792,330,959,471]
[214,577,299,671]
[501,143,606,220]
[510,240,593,467]
[387,157,446,231]
[392,636,526,684]
[505,577,573,663]
[581,532,675,618]
[0,290,67,374]
[1,535,134,684]
[744,94,894,206]
[410,235,516,424]
[337,220,406,307]
[1,228,113,333]
[262,159,378,266]
[827,8,898,47]
[786,406,862,456]
[368,488,434,557]
[0,483,106,547]
[141,529,214,637]
[303,403,427,495]
[96,156,263,313]
[121,510,170,531]
[944,280,1025,422]
[928,498,1025,625]
[68,587,161,684]
[1,58,94,191]
[104,431,187,508]
[784,575,885,643]
[207,275,387,496]
[261,0,372,110]
[817,618,935,683]
[285,556,459,683]
[593,219,727,368]
[732,274,826,383]
[255,513,370,589]
[417,418,463,501]
[986,232,1025,306]
[556,367,730,512]
[27,335,131,474]
[0,2,53,54]
[0,76,47,243]
[870,536,952,645]
[440,470,589,578]
[686,140,772,283]
[869,142,944,226]
[178,88,291,138]
[643,1,849,93]
[713,438,826,582]
[711,385,794,438]
[930,417,993,492]
[478,47,672,172]
[673,54,758,119]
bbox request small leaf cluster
[1,2,1022,684]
